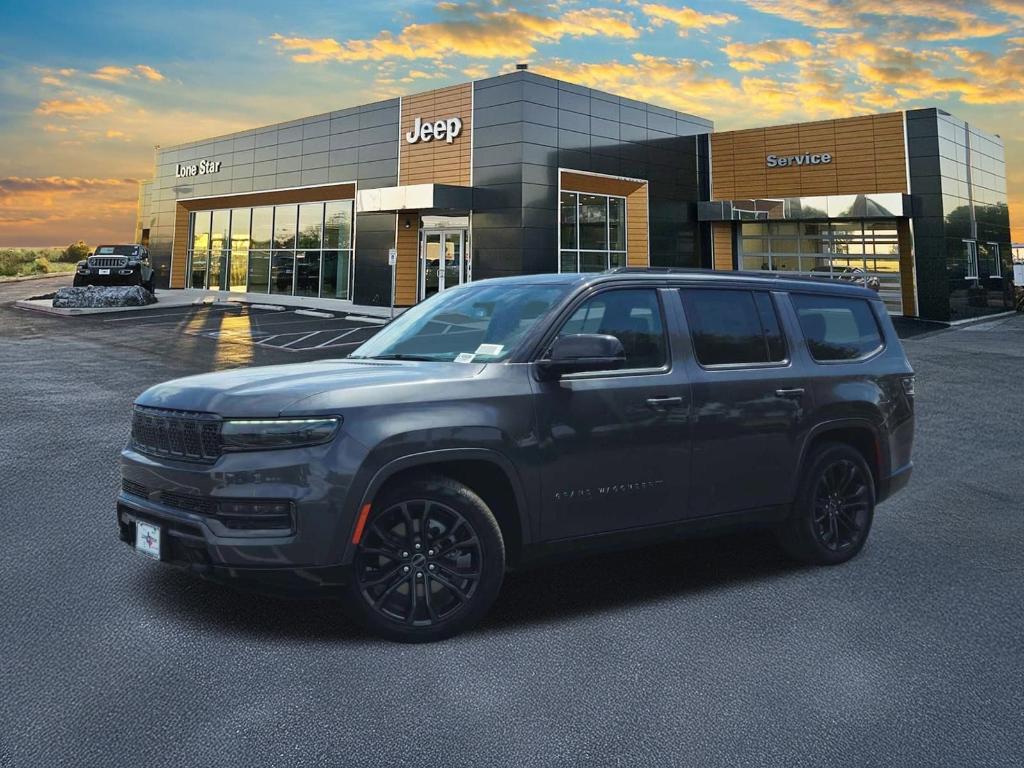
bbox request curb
[0,271,76,284]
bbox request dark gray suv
[117,270,915,642]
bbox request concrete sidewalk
[14,287,402,320]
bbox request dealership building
[136,69,1014,321]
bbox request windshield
[350,282,569,362]
[95,245,138,256]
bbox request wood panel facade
[394,215,420,306]
[399,84,472,187]
[710,112,908,200]
[168,182,356,289]
[712,222,733,270]
[560,171,649,267]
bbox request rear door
[532,286,692,540]
[677,286,808,517]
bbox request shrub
[33,256,52,274]
[64,240,90,262]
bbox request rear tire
[777,442,875,565]
[343,474,505,642]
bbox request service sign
[406,116,463,144]
[766,152,832,168]
[175,160,223,178]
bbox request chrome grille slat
[131,406,222,463]
[88,256,128,269]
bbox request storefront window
[271,251,294,294]
[559,192,628,272]
[324,201,353,249]
[209,209,230,290]
[187,200,353,300]
[229,209,251,292]
[189,211,211,289]
[297,203,323,249]
[273,205,297,249]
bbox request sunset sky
[0,0,1021,246]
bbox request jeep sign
[767,153,832,168]
[175,160,222,178]
[406,116,463,144]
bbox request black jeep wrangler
[117,269,915,642]
[74,244,155,292]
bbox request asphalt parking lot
[1,275,1022,768]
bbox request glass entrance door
[420,230,465,300]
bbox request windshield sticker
[454,352,476,363]
[474,344,503,356]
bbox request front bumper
[118,436,368,582]
[76,269,142,286]
[116,500,352,595]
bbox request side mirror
[536,334,626,379]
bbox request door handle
[646,396,684,410]
[775,388,805,398]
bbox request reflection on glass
[295,250,320,297]
[324,201,353,249]
[248,251,270,293]
[579,194,608,251]
[560,251,577,273]
[274,205,297,249]
[298,203,323,249]
[422,233,441,299]
[209,210,230,290]
[609,197,625,251]
[271,251,294,294]
[580,251,606,272]
[190,211,211,289]
[229,209,250,292]
[560,192,577,250]
[251,207,273,249]
[320,250,350,300]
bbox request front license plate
[98,268,110,275]
[134,521,161,560]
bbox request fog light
[216,500,293,531]
[218,500,291,517]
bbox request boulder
[53,285,157,309]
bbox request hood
[135,359,485,418]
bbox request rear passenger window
[791,293,883,361]
[556,288,667,370]
[680,289,787,366]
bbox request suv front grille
[131,406,222,463]
[89,256,129,269]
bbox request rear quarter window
[791,293,883,362]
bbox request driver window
[556,289,667,370]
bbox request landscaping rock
[52,285,157,309]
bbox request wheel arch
[344,448,530,568]
[797,418,886,499]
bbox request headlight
[221,417,340,451]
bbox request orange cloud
[641,4,738,34]
[723,38,817,71]
[271,7,639,63]
[90,64,166,82]
[741,0,1011,39]
[35,95,114,118]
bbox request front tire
[344,475,505,642]
[777,442,875,565]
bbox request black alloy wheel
[777,442,876,565]
[812,458,871,552]
[345,475,504,642]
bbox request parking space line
[280,331,322,348]
[313,328,364,347]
